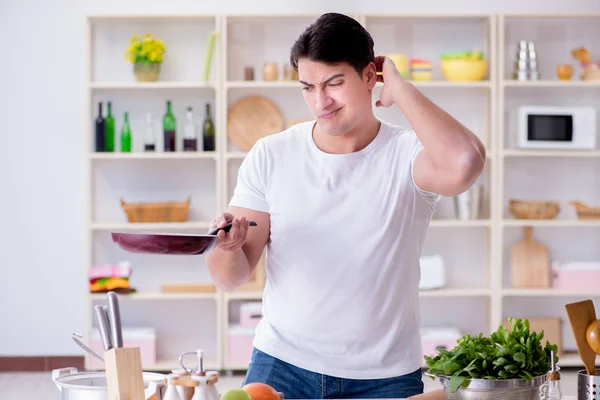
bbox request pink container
[421,327,462,357]
[88,327,156,369]
[240,302,262,328]
[551,264,600,291]
[227,325,255,367]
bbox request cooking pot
[52,367,166,400]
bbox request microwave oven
[517,105,597,150]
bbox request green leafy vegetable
[424,318,558,392]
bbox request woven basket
[570,201,600,220]
[508,199,560,220]
[120,197,191,223]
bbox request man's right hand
[209,212,252,252]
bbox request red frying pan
[111,221,257,255]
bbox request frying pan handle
[208,221,257,235]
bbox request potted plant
[124,33,166,82]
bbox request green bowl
[440,51,485,60]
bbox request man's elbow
[452,149,486,194]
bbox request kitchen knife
[94,305,112,351]
[107,291,123,348]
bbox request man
[206,12,485,399]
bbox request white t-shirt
[228,119,440,379]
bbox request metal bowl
[425,372,548,400]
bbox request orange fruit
[242,382,280,400]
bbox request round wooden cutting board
[227,96,285,151]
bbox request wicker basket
[508,199,560,220]
[120,197,191,223]
[570,201,600,220]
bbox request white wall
[1,0,599,356]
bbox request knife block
[104,347,145,400]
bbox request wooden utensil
[565,299,597,375]
[227,96,284,151]
[586,318,600,354]
[510,226,550,288]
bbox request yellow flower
[125,33,165,63]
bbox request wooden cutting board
[510,226,551,288]
[227,96,284,151]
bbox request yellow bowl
[440,59,487,81]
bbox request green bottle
[202,103,215,151]
[105,102,115,152]
[163,100,176,152]
[120,112,132,152]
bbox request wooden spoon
[587,319,600,355]
[565,299,597,375]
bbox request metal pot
[52,367,166,400]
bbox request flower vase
[134,62,161,82]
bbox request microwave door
[528,114,573,144]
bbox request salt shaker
[163,374,183,400]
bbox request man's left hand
[374,55,403,108]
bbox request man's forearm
[206,249,252,291]
[390,78,486,175]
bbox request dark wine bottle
[163,100,176,152]
[95,102,105,152]
[105,102,115,152]
[202,103,215,151]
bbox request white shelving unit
[83,12,600,373]
[497,12,600,368]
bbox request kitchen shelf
[90,292,218,300]
[558,352,600,367]
[90,82,217,90]
[90,152,217,160]
[82,12,600,373]
[502,150,600,158]
[224,291,263,301]
[502,289,600,297]
[502,80,600,88]
[502,219,600,227]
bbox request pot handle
[51,367,78,392]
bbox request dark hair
[290,13,375,75]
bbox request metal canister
[577,369,600,400]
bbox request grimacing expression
[298,58,377,137]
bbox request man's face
[297,58,376,137]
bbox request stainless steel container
[52,367,166,400]
[578,369,600,400]
[513,40,540,81]
[427,372,547,400]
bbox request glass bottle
[183,107,198,151]
[120,112,132,153]
[105,101,115,152]
[144,113,156,151]
[545,350,562,400]
[94,102,105,152]
[163,100,177,152]
[202,103,215,152]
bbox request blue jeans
[242,348,424,399]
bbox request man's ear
[364,63,377,88]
